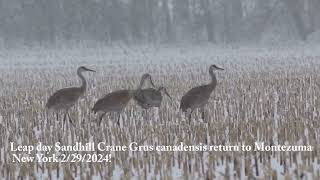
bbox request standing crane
[134,86,172,122]
[46,66,95,125]
[134,86,172,109]
[92,73,155,126]
[180,64,224,123]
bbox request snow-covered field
[0,44,319,179]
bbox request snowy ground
[0,44,319,179]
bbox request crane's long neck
[133,77,146,97]
[137,78,145,90]
[78,70,87,92]
[209,69,217,90]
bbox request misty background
[0,0,319,47]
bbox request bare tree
[146,0,156,41]
[223,0,243,42]
[108,0,126,41]
[130,0,143,40]
[0,0,318,45]
[306,0,320,34]
[200,0,215,42]
[162,0,173,41]
[284,0,314,41]
[245,0,276,41]
[0,0,8,44]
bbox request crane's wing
[92,90,132,113]
[180,85,211,111]
[46,87,83,109]
[134,88,162,108]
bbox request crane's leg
[117,113,121,127]
[202,111,205,120]
[187,109,193,124]
[146,109,150,122]
[63,111,68,125]
[56,112,59,122]
[67,113,75,127]
[62,111,68,131]
[158,107,162,124]
[140,109,144,122]
[201,106,206,122]
[141,108,146,121]
[98,112,106,126]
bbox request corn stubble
[0,46,319,179]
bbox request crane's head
[78,66,95,73]
[209,64,224,71]
[158,86,172,101]
[141,73,155,88]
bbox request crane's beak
[85,68,96,72]
[216,66,224,70]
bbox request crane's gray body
[92,89,134,113]
[46,87,85,111]
[180,65,223,114]
[180,84,214,112]
[134,88,163,109]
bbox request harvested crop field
[0,44,319,179]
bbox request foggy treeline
[0,0,319,46]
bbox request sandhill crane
[92,73,155,126]
[46,66,95,125]
[134,86,172,122]
[134,86,172,109]
[180,64,224,123]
